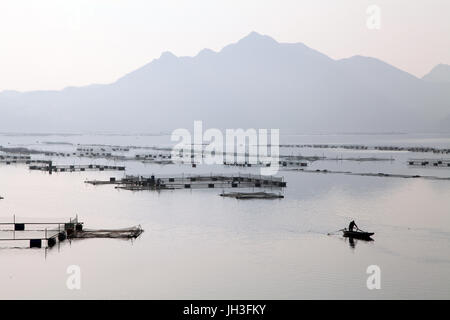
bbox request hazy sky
[0,0,449,91]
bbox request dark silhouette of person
[348,220,358,231]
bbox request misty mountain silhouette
[423,64,450,83]
[1,32,449,133]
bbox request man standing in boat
[348,220,358,231]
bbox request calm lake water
[0,133,449,299]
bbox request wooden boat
[343,229,374,240]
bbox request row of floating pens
[0,214,82,248]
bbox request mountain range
[1,31,449,133]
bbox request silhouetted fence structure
[0,216,80,248]
[0,216,143,249]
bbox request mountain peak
[239,31,277,44]
[2,32,448,133]
[160,51,177,59]
[220,31,278,54]
[198,48,215,57]
[423,64,450,83]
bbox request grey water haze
[1,32,449,134]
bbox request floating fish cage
[219,191,284,199]
[43,152,76,157]
[86,173,287,190]
[135,153,172,160]
[0,159,50,165]
[142,159,175,165]
[29,164,126,173]
[77,145,130,152]
[0,155,31,161]
[73,226,143,239]
[0,216,80,249]
[0,215,143,249]
[280,144,450,154]
[222,160,296,168]
[279,160,308,167]
[408,159,450,168]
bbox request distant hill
[423,64,450,83]
[1,32,449,133]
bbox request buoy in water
[58,232,67,241]
[48,237,56,247]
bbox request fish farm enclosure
[1,132,450,299]
[0,215,143,249]
[2,1,450,305]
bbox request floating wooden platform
[220,191,284,199]
[223,160,307,168]
[29,164,126,173]
[408,159,450,168]
[142,159,175,165]
[0,216,143,248]
[135,153,172,160]
[280,144,450,154]
[73,226,143,239]
[86,173,287,190]
[0,216,80,248]
[0,159,50,165]
[0,155,31,160]
[77,145,130,152]
[288,168,450,181]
